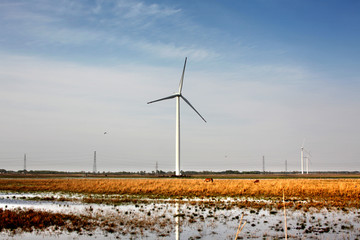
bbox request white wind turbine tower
[148,57,207,176]
[301,139,311,174]
[300,139,305,174]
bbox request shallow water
[1,192,360,239]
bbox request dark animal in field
[204,178,213,183]
[254,179,260,184]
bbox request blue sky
[0,0,359,172]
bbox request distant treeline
[1,169,359,175]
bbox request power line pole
[155,161,158,175]
[285,159,287,173]
[262,156,265,173]
[24,153,26,171]
[93,151,97,174]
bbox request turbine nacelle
[147,58,206,123]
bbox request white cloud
[118,1,181,19]
[134,41,218,61]
[0,0,215,63]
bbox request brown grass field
[1,178,359,205]
[1,178,360,235]
[0,208,94,233]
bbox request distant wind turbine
[301,139,311,174]
[147,57,207,176]
[301,140,304,174]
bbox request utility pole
[93,151,97,174]
[24,153,26,171]
[262,156,265,173]
[285,160,287,173]
[155,161,158,175]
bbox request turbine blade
[147,94,178,104]
[181,95,207,123]
[178,57,187,94]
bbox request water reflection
[175,202,180,240]
[2,193,360,239]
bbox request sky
[0,0,359,173]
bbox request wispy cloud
[133,41,218,61]
[116,1,181,19]
[0,0,218,62]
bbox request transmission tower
[262,156,265,173]
[24,153,27,172]
[93,151,97,174]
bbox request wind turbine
[300,140,304,174]
[301,139,311,174]
[147,57,207,176]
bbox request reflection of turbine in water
[175,202,180,240]
[174,201,185,239]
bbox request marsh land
[1,176,360,239]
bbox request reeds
[283,189,287,240]
[234,213,246,240]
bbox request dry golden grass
[1,178,359,202]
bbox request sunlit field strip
[1,179,359,201]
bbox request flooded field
[1,192,360,239]
[1,178,360,239]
